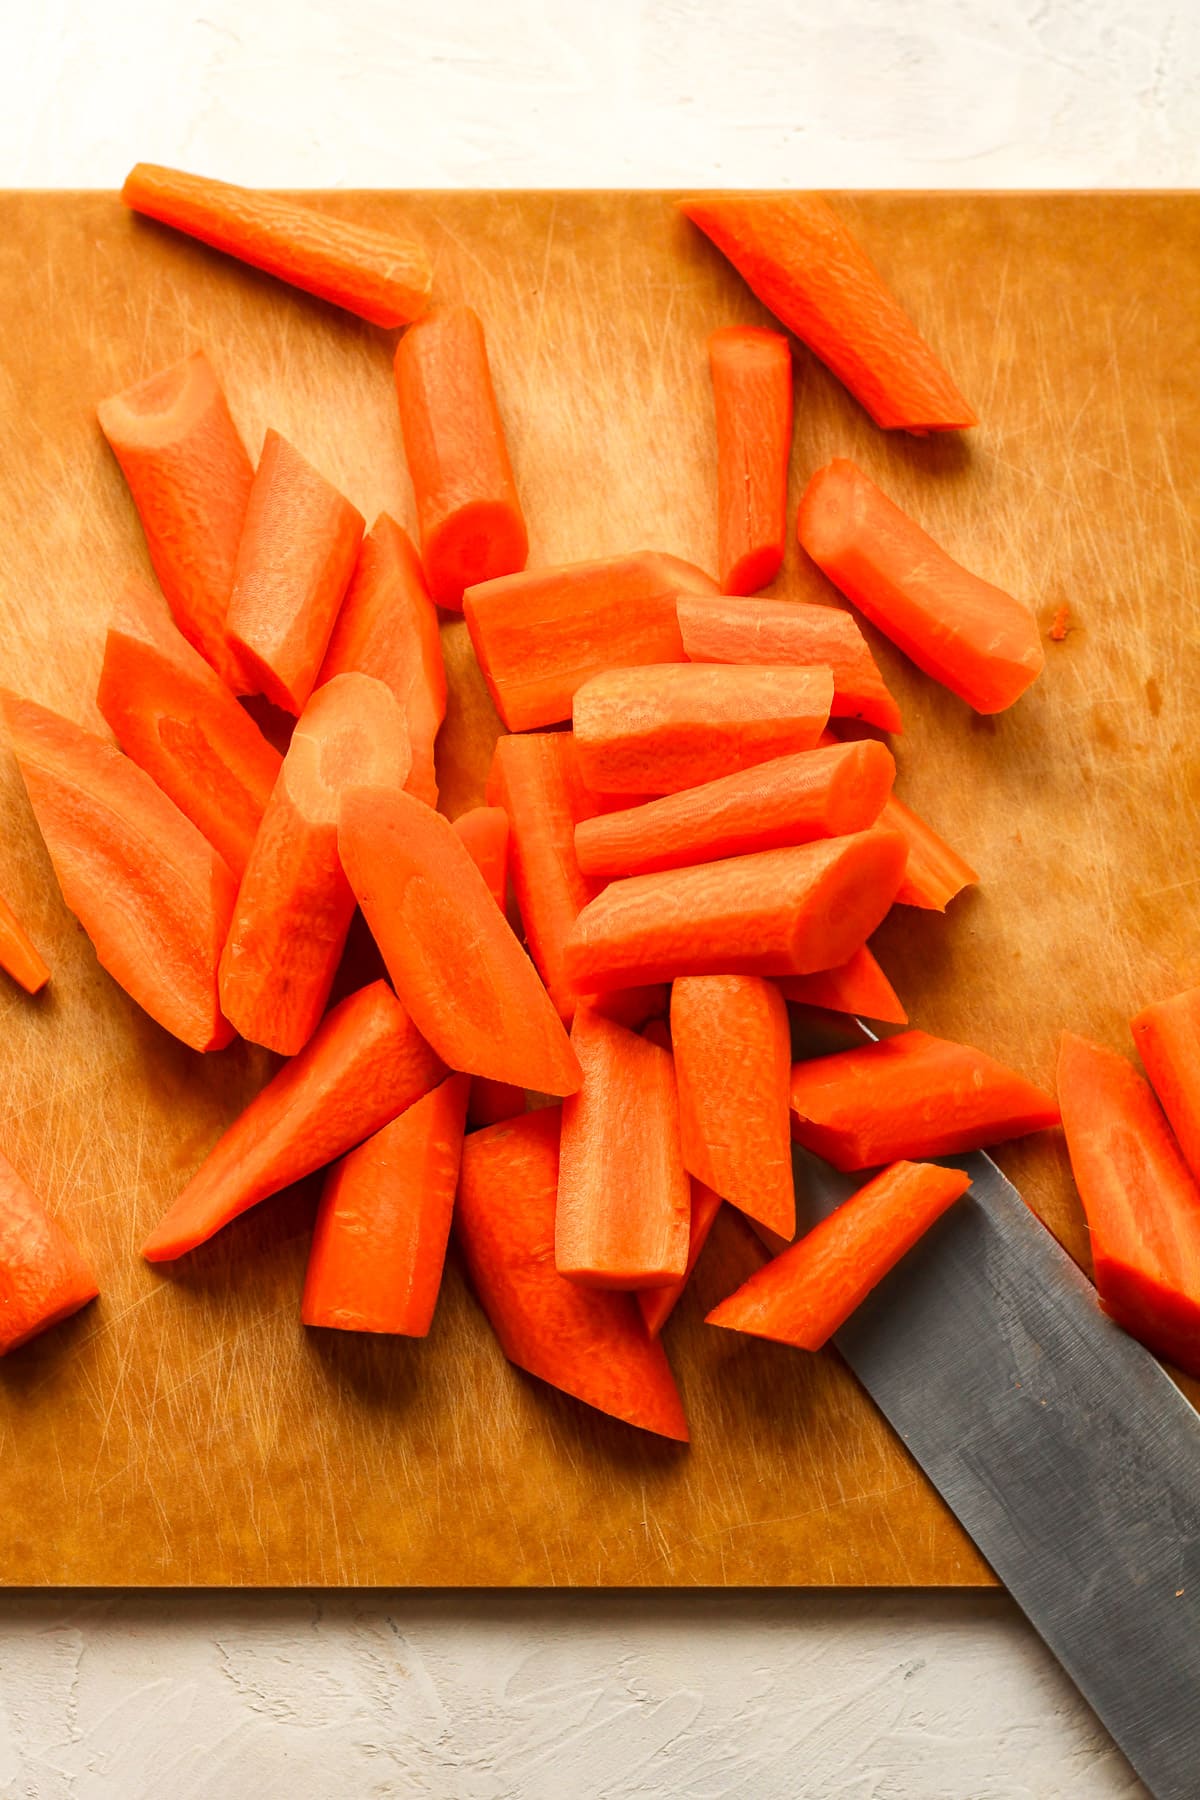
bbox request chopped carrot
[638,1180,724,1338]
[0,1149,99,1355]
[2,690,236,1052]
[777,944,908,1025]
[455,1109,689,1440]
[679,194,976,433]
[1049,605,1071,642]
[394,305,527,609]
[98,350,253,691]
[881,792,978,911]
[122,163,432,327]
[1130,987,1200,1186]
[453,805,525,1129]
[0,890,49,994]
[708,325,792,593]
[142,980,446,1261]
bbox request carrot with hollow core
[881,792,978,911]
[708,326,792,594]
[0,891,49,994]
[98,351,253,691]
[453,806,525,1129]
[638,1180,724,1339]
[0,1149,99,1355]
[122,163,432,327]
[1130,988,1200,1187]
[777,945,907,1025]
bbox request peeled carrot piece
[790,1029,1059,1171]
[455,1109,689,1440]
[394,305,527,609]
[142,980,445,1261]
[679,194,976,433]
[122,163,432,327]
[97,576,282,880]
[1058,1031,1200,1376]
[0,1150,99,1355]
[638,1180,724,1338]
[98,350,253,691]
[566,828,907,993]
[464,550,718,731]
[677,594,901,733]
[338,786,581,1096]
[0,891,49,994]
[708,325,792,593]
[220,674,411,1056]
[882,792,978,911]
[777,945,907,1026]
[708,1160,970,1351]
[672,975,795,1238]
[453,806,525,1129]
[316,514,446,807]
[573,664,833,796]
[1131,989,1200,1186]
[3,691,235,1052]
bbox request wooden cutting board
[0,191,1196,1587]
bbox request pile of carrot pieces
[0,170,1193,1444]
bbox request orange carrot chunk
[638,1180,724,1339]
[394,305,527,609]
[142,980,446,1262]
[0,1150,99,1355]
[777,945,908,1026]
[98,350,253,692]
[708,325,793,594]
[679,194,976,433]
[455,1109,689,1440]
[1130,988,1200,1187]
[453,806,525,1129]
[707,1160,970,1350]
[122,163,432,327]
[0,891,49,994]
[881,792,978,911]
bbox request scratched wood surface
[0,193,1196,1586]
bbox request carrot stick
[707,1160,970,1351]
[565,827,908,992]
[679,194,976,433]
[394,306,527,609]
[0,891,49,994]
[672,975,795,1237]
[142,980,446,1261]
[464,550,718,731]
[2,690,236,1052]
[638,1180,724,1338]
[338,785,581,1096]
[452,806,525,1129]
[798,460,1043,713]
[98,350,253,691]
[220,674,411,1055]
[777,945,908,1025]
[790,1029,1060,1171]
[455,1109,689,1439]
[316,514,446,807]
[708,325,792,593]
[1131,988,1200,1187]
[0,1149,99,1355]
[881,792,978,911]
[122,163,432,327]
[676,594,901,733]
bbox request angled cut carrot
[707,1161,970,1351]
[338,785,581,1096]
[638,1180,724,1338]
[464,550,718,731]
[225,430,364,715]
[317,514,447,807]
[455,1109,689,1439]
[2,691,236,1052]
[708,325,792,593]
[220,674,411,1055]
[881,792,978,910]
[122,163,432,327]
[798,460,1043,713]
[777,945,908,1026]
[1130,988,1200,1187]
[142,980,446,1261]
[0,1149,99,1355]
[98,350,253,691]
[302,1073,469,1336]
[0,891,49,994]
[679,193,976,433]
[789,1029,1059,1171]
[394,305,527,609]
[453,805,525,1129]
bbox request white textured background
[2,2,1196,1795]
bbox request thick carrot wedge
[98,351,253,691]
[707,1161,970,1351]
[1058,1032,1200,1377]
[556,1008,691,1289]
[638,1180,724,1338]
[220,674,411,1056]
[122,163,432,327]
[573,664,834,795]
[142,981,446,1261]
[565,828,908,992]
[1130,989,1200,1187]
[0,891,49,994]
[338,786,581,1096]
[790,1029,1059,1171]
[679,194,976,433]
[97,576,282,879]
[455,1109,689,1440]
[777,945,908,1026]
[677,594,901,733]
[453,805,525,1129]
[225,430,364,715]
[672,975,795,1238]
[0,1150,99,1355]
[882,792,978,911]
[394,306,527,609]
[464,550,718,731]
[2,691,235,1052]
[708,326,792,593]
[799,460,1043,713]
[301,1073,469,1336]
[316,514,446,807]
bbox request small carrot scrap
[638,1180,724,1339]
[777,944,908,1026]
[708,325,792,594]
[453,805,525,1129]
[1049,605,1071,642]
[0,891,49,994]
[0,1149,99,1355]
[1130,987,1200,1186]
[881,792,978,911]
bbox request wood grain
[0,192,1196,1587]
